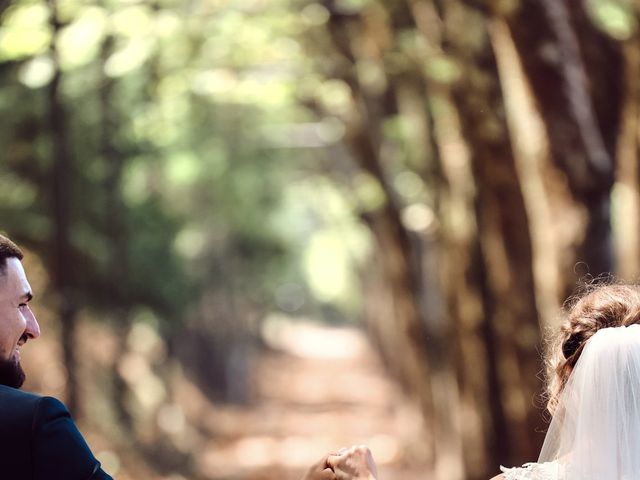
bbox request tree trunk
[322,5,466,477]
[99,30,135,431]
[502,0,624,282]
[48,0,79,415]
[615,41,640,279]
[443,0,545,469]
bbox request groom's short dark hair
[0,234,23,276]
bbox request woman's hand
[327,445,378,480]
[301,454,337,480]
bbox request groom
[0,234,113,479]
[0,233,375,480]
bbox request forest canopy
[1,0,639,479]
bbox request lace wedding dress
[499,325,640,480]
[500,462,559,480]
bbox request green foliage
[424,55,462,85]
[585,0,637,40]
[0,0,373,335]
[0,3,51,61]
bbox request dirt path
[193,322,433,480]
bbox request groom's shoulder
[0,386,72,423]
[0,385,47,431]
[0,384,42,409]
[0,386,44,446]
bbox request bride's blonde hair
[546,283,640,414]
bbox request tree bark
[323,4,466,478]
[502,0,624,281]
[99,30,135,431]
[615,41,640,278]
[445,0,545,468]
[48,0,79,415]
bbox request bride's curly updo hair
[546,283,640,414]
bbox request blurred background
[0,0,638,478]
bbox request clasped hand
[303,445,378,480]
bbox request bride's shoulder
[495,462,558,480]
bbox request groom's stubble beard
[0,352,25,388]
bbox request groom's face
[0,257,40,388]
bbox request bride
[317,284,640,480]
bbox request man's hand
[327,445,378,480]
[301,454,337,480]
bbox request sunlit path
[195,321,433,480]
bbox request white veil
[538,324,640,479]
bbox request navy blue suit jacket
[0,385,112,479]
